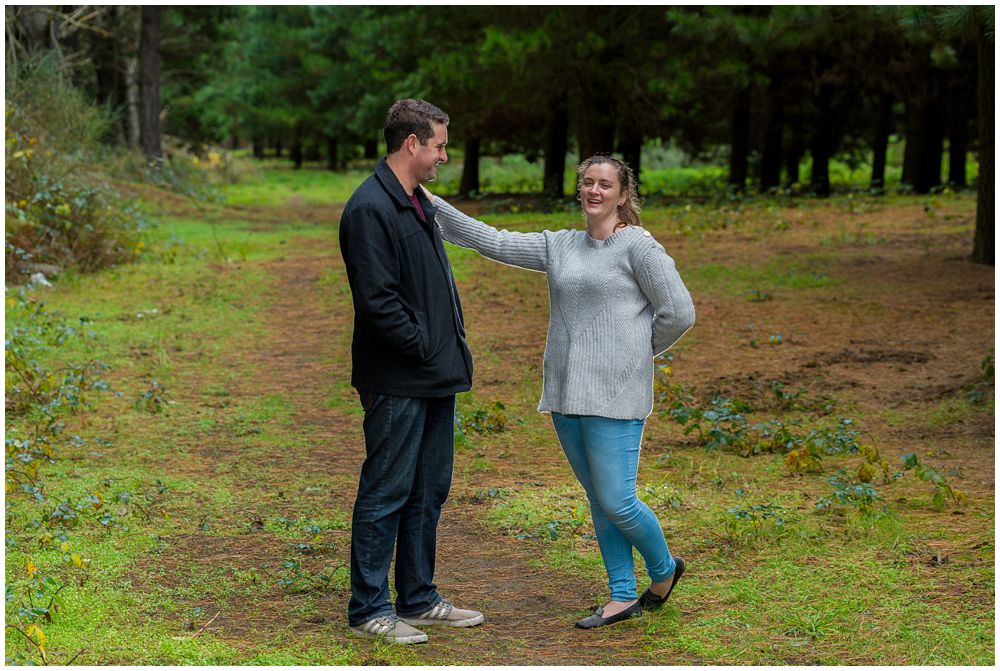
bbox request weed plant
[4,288,132,664]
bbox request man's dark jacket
[339,158,473,397]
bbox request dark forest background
[5,5,994,263]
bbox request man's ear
[405,133,419,154]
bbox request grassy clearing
[6,161,992,665]
[223,163,370,207]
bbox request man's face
[413,122,448,184]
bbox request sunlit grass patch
[686,256,835,296]
[224,167,370,207]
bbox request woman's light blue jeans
[551,413,676,602]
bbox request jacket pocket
[413,310,430,360]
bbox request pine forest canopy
[4,4,994,263]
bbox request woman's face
[580,163,626,221]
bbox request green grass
[685,257,835,296]
[6,160,992,665]
[224,166,370,207]
[4,205,360,664]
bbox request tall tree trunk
[138,6,162,159]
[274,138,282,157]
[252,138,264,159]
[870,93,893,192]
[947,103,968,188]
[810,82,834,197]
[364,138,378,159]
[920,99,946,193]
[459,136,480,196]
[327,137,339,171]
[784,142,803,186]
[760,77,784,190]
[125,56,141,147]
[619,127,643,192]
[973,36,994,265]
[728,88,751,191]
[291,130,303,169]
[903,96,945,194]
[578,96,615,160]
[543,94,568,199]
[901,101,919,187]
[91,9,127,145]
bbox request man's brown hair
[384,99,449,154]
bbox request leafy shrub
[900,453,966,510]
[5,56,145,281]
[815,472,883,515]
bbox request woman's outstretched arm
[432,197,549,272]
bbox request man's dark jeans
[348,392,455,626]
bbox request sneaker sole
[348,625,428,644]
[400,613,485,628]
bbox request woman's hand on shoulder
[419,184,436,205]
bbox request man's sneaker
[400,600,484,627]
[348,615,428,644]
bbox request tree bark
[728,88,751,191]
[138,6,162,159]
[543,94,568,199]
[327,137,339,171]
[901,100,923,188]
[578,96,615,161]
[921,100,946,193]
[947,102,968,188]
[903,95,946,194]
[620,127,643,193]
[760,77,784,190]
[252,138,264,159]
[973,36,994,265]
[91,8,127,144]
[870,93,894,192]
[810,82,834,198]
[291,130,303,169]
[274,138,282,157]
[459,136,480,196]
[784,142,803,186]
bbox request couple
[338,99,696,644]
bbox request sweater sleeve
[634,238,696,356]
[434,198,549,272]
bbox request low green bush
[4,56,145,282]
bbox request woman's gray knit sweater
[434,199,695,420]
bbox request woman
[426,155,695,629]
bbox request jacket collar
[374,157,436,221]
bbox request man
[338,99,482,644]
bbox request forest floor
[4,169,994,665]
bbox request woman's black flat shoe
[574,601,642,629]
[639,556,685,611]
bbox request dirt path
[236,250,674,664]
